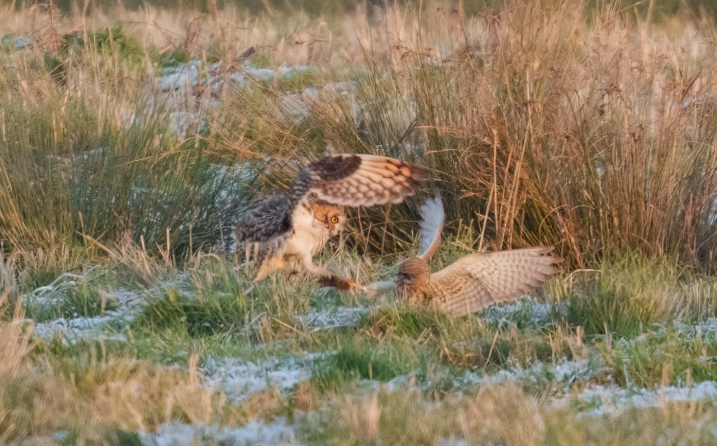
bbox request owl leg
[281,254,301,281]
[242,257,276,294]
[299,252,332,278]
[300,252,359,290]
[284,265,302,282]
[242,269,267,294]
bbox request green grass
[359,305,449,340]
[311,338,420,391]
[133,284,250,338]
[6,247,717,443]
[596,328,717,388]
[563,255,717,337]
[22,266,122,322]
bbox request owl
[233,154,429,292]
[358,195,562,317]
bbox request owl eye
[330,216,339,223]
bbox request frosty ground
[10,252,717,444]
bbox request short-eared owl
[233,154,429,291]
[358,195,562,317]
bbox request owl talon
[285,270,302,283]
[317,275,358,291]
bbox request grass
[304,382,717,444]
[310,337,419,391]
[563,255,717,337]
[5,245,717,443]
[5,0,717,443]
[22,265,123,322]
[4,0,717,266]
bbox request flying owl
[233,154,429,292]
[357,195,562,317]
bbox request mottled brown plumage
[361,195,562,317]
[395,247,562,316]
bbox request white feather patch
[418,194,445,261]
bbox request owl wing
[232,194,294,267]
[233,195,292,242]
[290,154,430,207]
[429,246,561,317]
[417,194,444,262]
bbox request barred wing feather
[430,247,561,317]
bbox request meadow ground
[5,0,717,444]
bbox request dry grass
[308,382,545,445]
[0,254,211,442]
[306,380,717,445]
[4,0,717,268]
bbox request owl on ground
[357,195,562,317]
[233,154,429,292]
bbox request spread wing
[417,194,444,262]
[429,246,561,317]
[290,154,430,207]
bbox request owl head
[310,200,346,236]
[396,257,431,298]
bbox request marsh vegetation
[3,0,717,443]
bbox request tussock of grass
[311,338,418,391]
[360,305,449,340]
[307,381,717,445]
[563,255,717,337]
[597,328,717,388]
[130,253,323,348]
[306,383,546,445]
[134,284,249,338]
[0,350,234,443]
[359,304,576,373]
[6,0,717,268]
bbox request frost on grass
[28,267,103,308]
[138,418,300,446]
[486,357,605,389]
[481,296,566,328]
[387,357,605,394]
[559,381,717,416]
[676,317,717,340]
[1,34,32,50]
[154,60,356,138]
[201,354,326,402]
[32,289,141,343]
[437,438,470,446]
[28,271,195,343]
[295,306,368,330]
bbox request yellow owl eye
[330,216,339,223]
